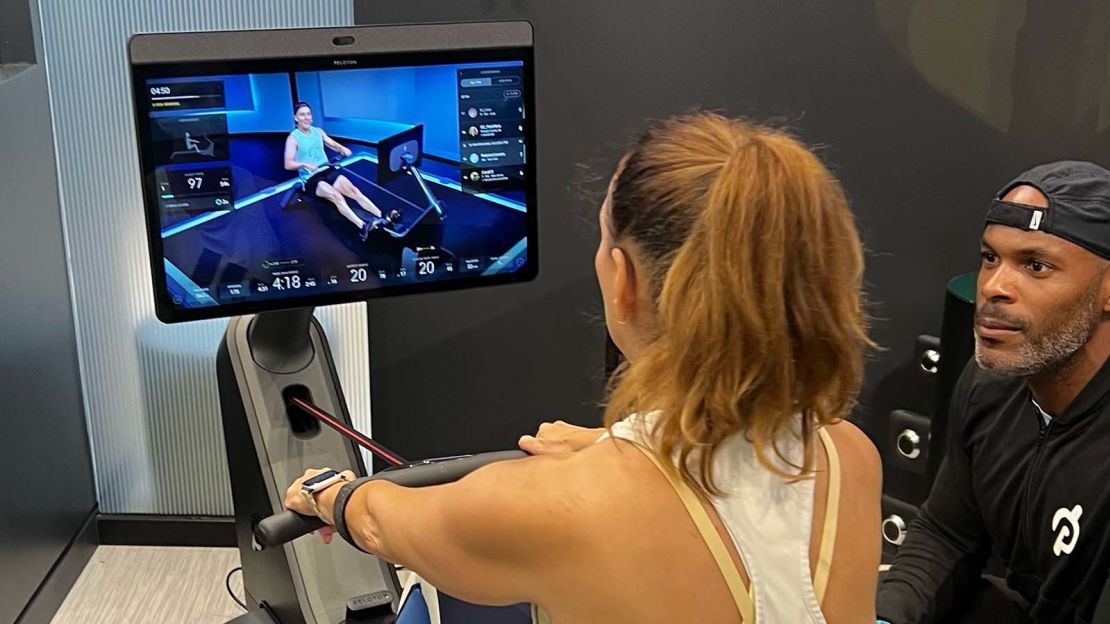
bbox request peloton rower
[128,20,537,623]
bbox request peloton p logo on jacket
[1052,505,1083,556]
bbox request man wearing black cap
[877,161,1110,623]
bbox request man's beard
[975,284,1101,376]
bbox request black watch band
[333,476,372,552]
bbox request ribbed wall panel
[39,1,361,515]
[316,304,374,471]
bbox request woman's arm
[284,134,315,172]
[299,454,585,606]
[320,130,352,157]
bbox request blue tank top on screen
[291,127,327,181]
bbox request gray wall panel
[39,0,360,515]
[0,0,96,620]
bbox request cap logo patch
[1030,210,1044,230]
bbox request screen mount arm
[247,307,316,373]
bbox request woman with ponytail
[285,113,883,623]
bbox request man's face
[975,186,1109,375]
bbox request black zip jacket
[877,358,1110,623]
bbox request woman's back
[286,113,883,624]
[527,419,880,623]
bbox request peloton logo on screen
[332,59,358,66]
[1051,504,1082,557]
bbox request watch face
[303,470,340,488]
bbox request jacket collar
[1044,353,1110,424]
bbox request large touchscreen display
[131,48,536,322]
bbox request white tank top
[603,413,835,623]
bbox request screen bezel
[128,26,537,324]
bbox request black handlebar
[254,450,528,548]
[255,509,328,546]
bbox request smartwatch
[300,469,349,518]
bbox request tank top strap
[812,427,841,605]
[633,444,757,623]
[603,415,839,622]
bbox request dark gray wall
[0,0,35,65]
[357,1,1110,495]
[0,0,97,620]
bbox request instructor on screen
[284,101,386,241]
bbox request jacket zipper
[1022,409,1054,556]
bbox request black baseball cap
[985,160,1110,259]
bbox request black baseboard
[98,514,236,548]
[16,505,99,624]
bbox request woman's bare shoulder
[824,419,881,482]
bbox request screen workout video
[136,57,533,314]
